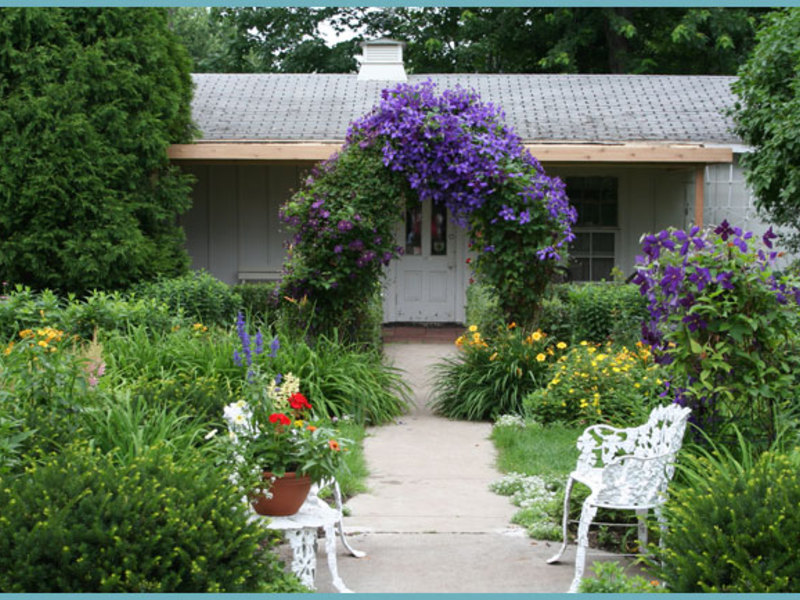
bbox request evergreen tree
[0,8,195,294]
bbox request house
[168,39,767,325]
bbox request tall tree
[178,7,359,73]
[731,9,800,250]
[355,7,764,74]
[0,8,196,294]
[177,7,763,75]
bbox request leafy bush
[0,286,179,342]
[653,442,800,592]
[133,271,242,327]
[524,341,663,426]
[234,281,278,323]
[632,223,800,447]
[465,283,504,335]
[0,443,303,592]
[536,283,647,346]
[566,283,647,346]
[579,562,664,593]
[431,324,567,420]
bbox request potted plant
[223,371,349,516]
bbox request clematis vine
[279,80,576,332]
[633,221,800,446]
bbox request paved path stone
[315,342,619,593]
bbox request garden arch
[279,81,576,339]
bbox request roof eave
[167,140,734,164]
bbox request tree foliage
[174,7,764,75]
[731,9,800,250]
[173,7,358,73]
[0,8,196,294]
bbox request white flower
[204,428,218,440]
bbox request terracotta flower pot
[251,471,312,516]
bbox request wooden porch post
[694,166,705,228]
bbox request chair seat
[569,469,667,510]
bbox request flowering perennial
[631,221,800,444]
[525,341,662,426]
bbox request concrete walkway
[316,342,617,593]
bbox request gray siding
[179,164,301,284]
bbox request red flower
[289,392,312,411]
[269,413,291,426]
[465,257,471,264]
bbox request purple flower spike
[269,336,280,358]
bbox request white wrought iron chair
[546,404,692,592]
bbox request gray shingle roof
[191,73,741,145]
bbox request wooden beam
[167,142,342,162]
[694,165,705,228]
[167,141,733,164]
[525,144,732,164]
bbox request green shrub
[0,287,179,342]
[0,8,195,295]
[234,281,278,323]
[535,283,647,346]
[0,443,303,592]
[579,561,663,593]
[568,283,646,345]
[0,287,66,342]
[431,324,567,420]
[652,442,800,592]
[133,271,242,327]
[465,283,504,335]
[524,340,663,426]
[537,287,573,345]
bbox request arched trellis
[279,81,576,340]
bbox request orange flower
[328,439,341,451]
[306,425,317,432]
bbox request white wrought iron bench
[546,403,692,592]
[253,478,365,593]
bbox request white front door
[383,200,465,323]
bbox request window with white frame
[566,177,618,282]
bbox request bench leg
[547,475,574,564]
[569,499,598,593]
[323,523,353,593]
[635,508,649,552]
[286,527,318,590]
[332,480,366,558]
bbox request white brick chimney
[356,38,407,81]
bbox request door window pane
[431,203,447,256]
[405,204,422,255]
